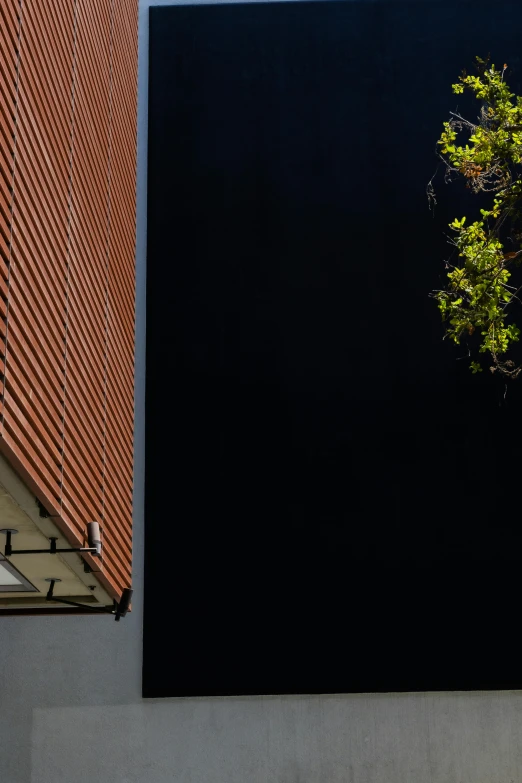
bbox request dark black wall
[144,0,522,697]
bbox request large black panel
[144,0,522,697]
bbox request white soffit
[0,453,113,607]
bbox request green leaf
[431,57,522,379]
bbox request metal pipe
[5,530,12,557]
[9,546,98,555]
[46,596,113,614]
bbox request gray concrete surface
[26,694,522,783]
[2,2,522,781]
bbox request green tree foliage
[432,56,522,379]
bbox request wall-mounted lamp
[1,524,132,621]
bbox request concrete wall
[2,2,522,782]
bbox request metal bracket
[36,499,49,518]
[45,579,133,621]
[1,524,131,621]
[1,522,102,558]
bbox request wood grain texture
[0,0,137,601]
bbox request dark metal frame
[0,527,132,621]
[0,530,99,558]
[45,579,133,621]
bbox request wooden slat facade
[0,0,137,600]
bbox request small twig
[449,110,477,128]
[426,169,438,215]
[502,281,522,308]
[456,343,471,360]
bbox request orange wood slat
[62,485,132,583]
[0,29,17,74]
[105,377,133,458]
[65,343,105,415]
[61,442,104,539]
[107,301,135,387]
[105,388,133,470]
[5,354,63,452]
[59,495,86,540]
[62,457,103,522]
[107,325,134,411]
[98,538,132,583]
[7,283,65,380]
[104,485,133,538]
[0,3,20,52]
[69,226,107,322]
[108,273,135,351]
[11,201,68,309]
[102,466,133,528]
[62,396,104,480]
[14,132,69,242]
[0,105,15,161]
[70,155,109,247]
[98,508,133,571]
[11,155,69,252]
[103,500,134,555]
[17,31,72,164]
[23,1,75,85]
[5,310,65,409]
[8,261,66,371]
[104,454,133,517]
[0,79,16,133]
[0,166,13,223]
[105,460,132,520]
[69,194,107,279]
[16,87,70,192]
[0,221,10,267]
[105,425,133,494]
[0,2,17,399]
[0,0,137,600]
[108,365,134,424]
[0,430,62,517]
[108,237,135,313]
[108,295,134,384]
[104,442,133,511]
[0,29,17,83]
[66,306,105,383]
[0,211,11,252]
[2,410,62,500]
[63,422,104,492]
[107,235,135,327]
[108,324,134,393]
[2,385,63,470]
[64,374,104,461]
[72,78,110,187]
